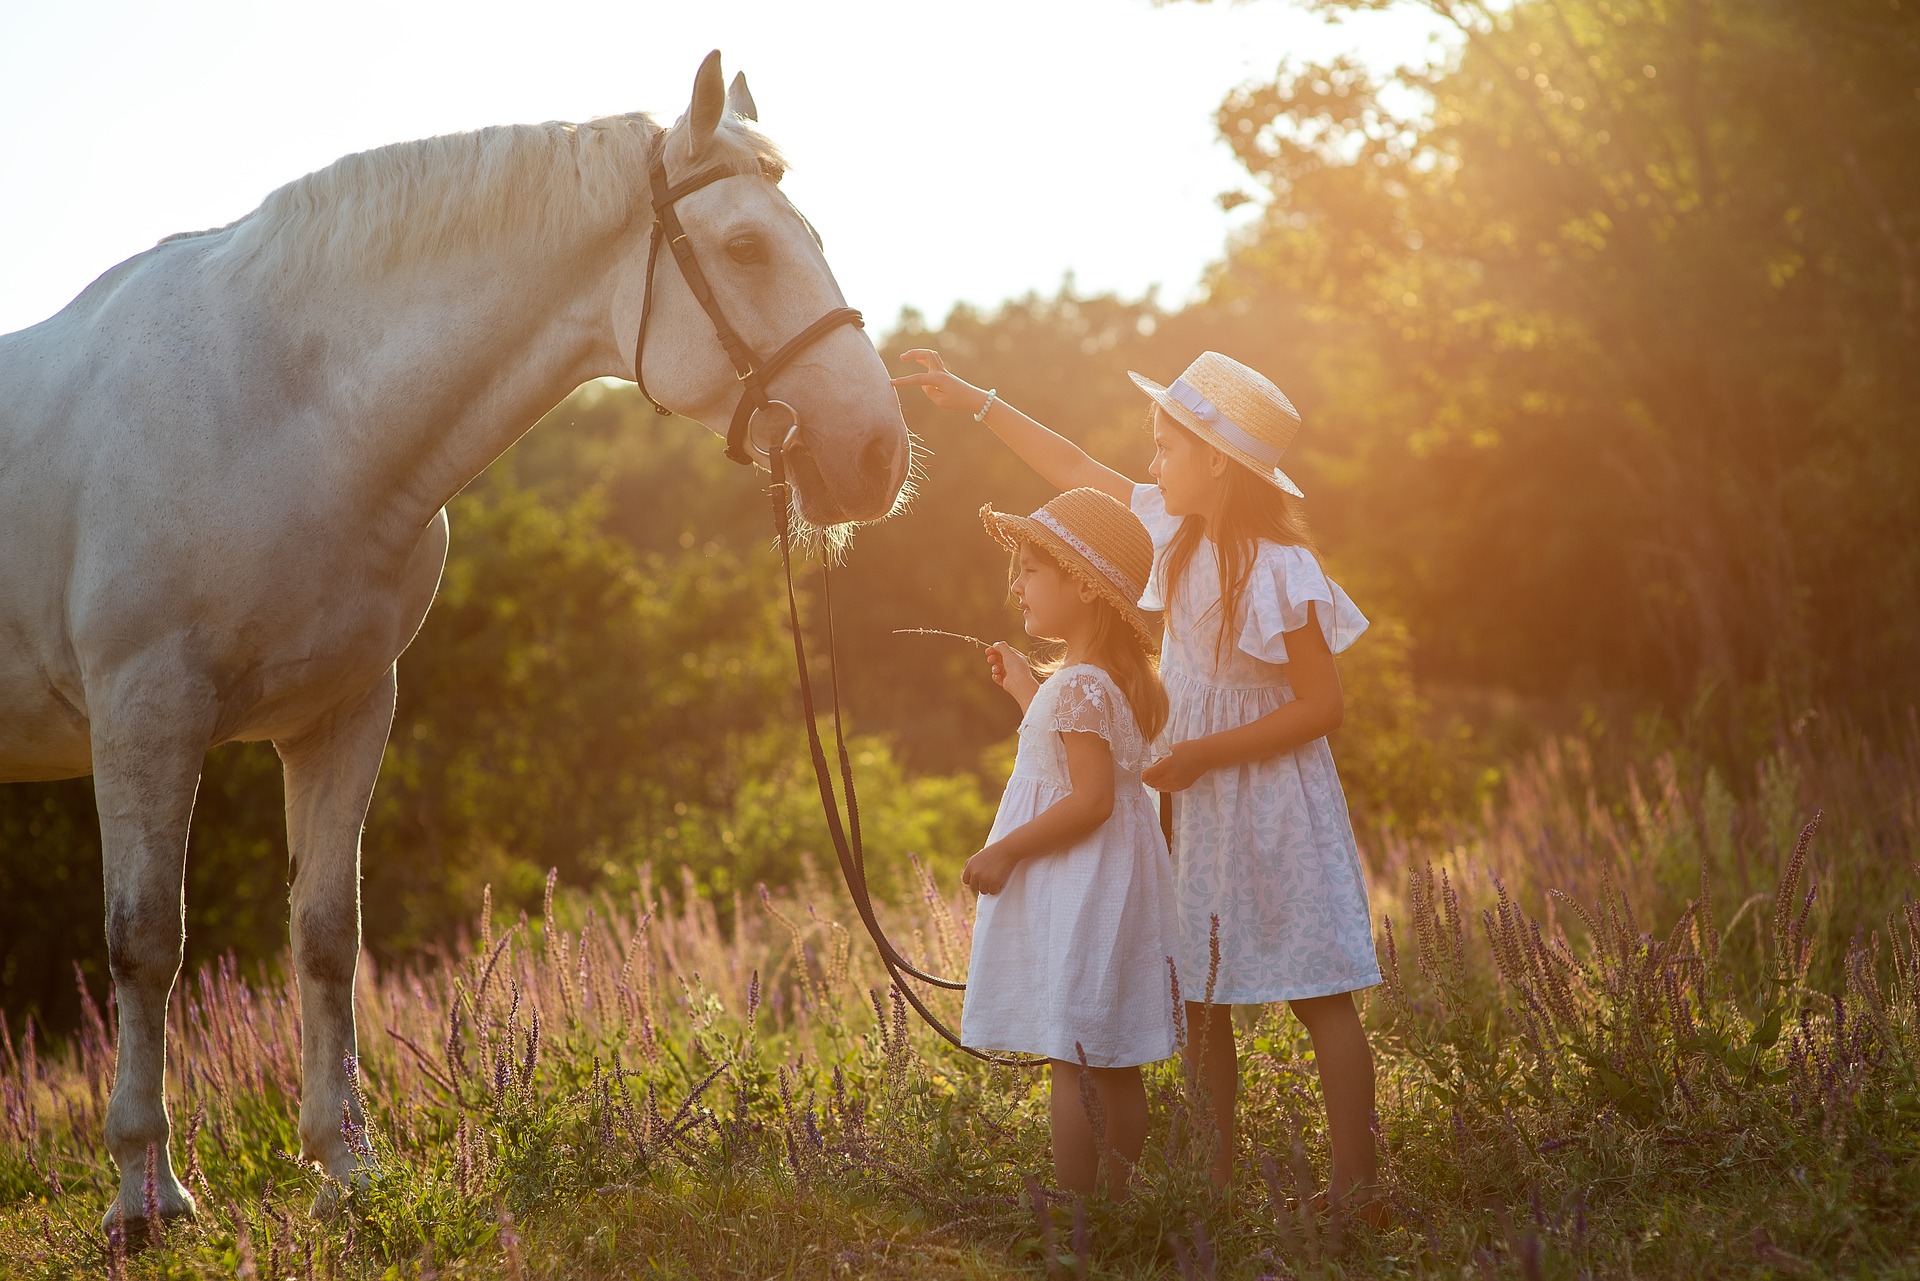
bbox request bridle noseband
[631,155,865,466]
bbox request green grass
[3,718,1918,1278]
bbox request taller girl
[895,350,1382,1208]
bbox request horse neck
[306,229,631,539]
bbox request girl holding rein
[898,350,1383,1216]
[959,488,1181,1199]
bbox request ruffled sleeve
[1037,666,1153,772]
[1238,543,1370,664]
[1131,483,1179,611]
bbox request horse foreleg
[276,666,395,1212]
[92,684,214,1236]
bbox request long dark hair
[1011,544,1169,741]
[1160,420,1319,661]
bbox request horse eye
[726,236,764,264]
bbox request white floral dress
[1132,483,1381,1004]
[961,664,1182,1068]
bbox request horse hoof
[100,1192,197,1247]
[308,1167,369,1221]
[309,1181,343,1222]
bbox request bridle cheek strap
[632,159,865,466]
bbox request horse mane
[171,112,787,283]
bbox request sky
[0,0,1452,339]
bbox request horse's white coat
[0,54,906,1229]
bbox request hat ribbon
[1168,378,1284,468]
[1031,509,1140,602]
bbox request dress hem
[1181,972,1382,1006]
[959,1038,1180,1070]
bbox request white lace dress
[960,664,1182,1068]
[1132,483,1382,1004]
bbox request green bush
[605,724,996,909]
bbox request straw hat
[1128,351,1306,497]
[979,488,1159,652]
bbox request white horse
[0,52,907,1232]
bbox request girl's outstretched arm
[1143,605,1345,791]
[962,731,1116,894]
[891,349,1135,502]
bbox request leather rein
[631,155,1042,1068]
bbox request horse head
[626,52,910,528]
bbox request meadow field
[4,712,1916,1279]
[4,0,1918,1275]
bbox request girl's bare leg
[1049,1060,1098,1193]
[1048,1061,1149,1198]
[1288,992,1379,1207]
[1095,1066,1147,1199]
[1182,1002,1238,1187]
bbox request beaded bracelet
[973,388,999,424]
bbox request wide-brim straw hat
[979,488,1160,653]
[1128,351,1306,497]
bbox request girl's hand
[1143,739,1214,792]
[985,641,1039,708]
[890,349,991,416]
[961,842,1022,895]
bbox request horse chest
[199,511,448,742]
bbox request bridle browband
[629,147,1043,1069]
[631,154,865,466]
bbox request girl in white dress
[899,350,1383,1215]
[959,488,1180,1199]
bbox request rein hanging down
[631,149,1041,1067]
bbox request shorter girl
[959,488,1180,1199]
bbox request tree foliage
[7,0,1914,1038]
[1198,0,1920,722]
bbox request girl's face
[1147,408,1226,519]
[1011,543,1096,641]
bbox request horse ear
[726,71,758,122]
[687,50,726,154]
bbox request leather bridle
[630,150,1044,1068]
[631,154,865,466]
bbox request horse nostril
[860,434,899,489]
